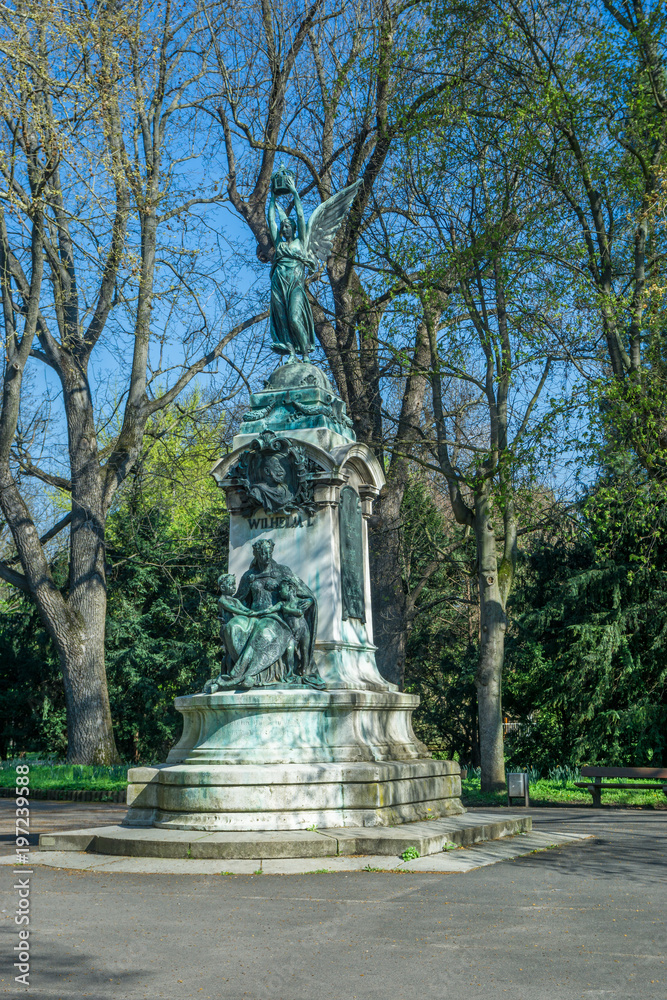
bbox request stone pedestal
[125,760,462,831]
[166,689,429,765]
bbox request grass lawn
[1,761,664,808]
[461,776,667,809]
[0,764,129,791]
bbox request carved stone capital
[311,472,347,507]
[357,483,381,518]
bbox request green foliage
[103,401,230,761]
[104,501,226,763]
[461,774,665,809]
[402,479,480,761]
[504,476,667,769]
[401,846,420,861]
[0,594,67,760]
[0,764,129,790]
[594,372,667,479]
[0,398,230,764]
[0,501,227,764]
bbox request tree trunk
[58,592,118,764]
[474,491,506,792]
[367,309,438,689]
[62,371,120,764]
[369,479,406,687]
[0,465,119,763]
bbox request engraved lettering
[244,513,315,530]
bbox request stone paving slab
[260,854,397,874]
[35,808,532,859]
[0,850,261,874]
[328,810,532,854]
[1,828,591,874]
[398,830,591,872]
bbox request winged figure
[266,166,362,361]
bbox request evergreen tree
[0,399,230,763]
[402,480,480,761]
[504,474,667,769]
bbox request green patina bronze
[238,360,356,441]
[223,429,319,518]
[339,486,366,622]
[204,540,324,692]
[266,165,361,361]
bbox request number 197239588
[15,765,30,852]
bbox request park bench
[575,766,667,807]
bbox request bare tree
[205,0,484,684]
[0,0,263,762]
[493,0,667,467]
[374,81,567,786]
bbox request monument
[123,165,464,832]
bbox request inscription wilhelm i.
[246,513,315,530]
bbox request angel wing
[305,179,362,263]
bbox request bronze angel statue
[266,165,362,361]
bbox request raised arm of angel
[267,191,279,248]
[283,175,307,242]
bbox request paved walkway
[1,804,665,999]
[0,798,127,849]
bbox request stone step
[38,810,532,860]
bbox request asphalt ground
[1,804,665,1000]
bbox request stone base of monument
[38,813,532,860]
[165,689,433,767]
[117,689,463,831]
[123,760,462,832]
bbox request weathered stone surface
[126,782,159,808]
[155,759,459,782]
[122,759,462,831]
[331,815,534,856]
[38,812,532,860]
[38,830,100,851]
[166,689,428,766]
[95,827,207,859]
[190,831,335,860]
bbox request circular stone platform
[38,812,532,859]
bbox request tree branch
[4,511,72,565]
[11,453,72,491]
[144,310,268,416]
[0,560,30,592]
